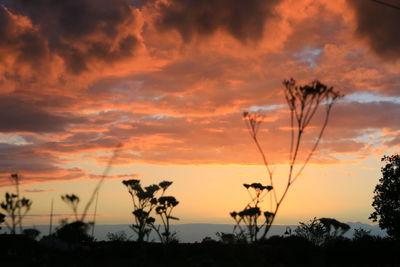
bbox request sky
[0,0,399,227]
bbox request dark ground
[1,235,399,266]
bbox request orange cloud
[0,0,399,185]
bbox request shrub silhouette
[53,145,122,242]
[0,174,32,234]
[106,230,128,242]
[54,220,93,244]
[319,217,350,238]
[23,228,41,240]
[294,217,350,245]
[369,154,400,239]
[0,212,5,230]
[54,193,93,244]
[242,79,342,238]
[294,217,326,245]
[352,227,372,241]
[215,231,246,244]
[122,179,179,244]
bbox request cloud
[0,95,85,133]
[348,0,400,60]
[0,6,48,66]
[155,0,281,42]
[0,143,87,186]
[0,0,399,186]
[1,0,141,74]
[88,173,139,180]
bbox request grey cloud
[348,0,400,60]
[156,0,281,42]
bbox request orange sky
[0,0,399,226]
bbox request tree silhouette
[369,154,400,239]
[242,78,342,238]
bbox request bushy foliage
[106,231,128,242]
[294,217,350,245]
[370,154,400,239]
[55,194,93,244]
[54,220,93,244]
[319,217,350,238]
[294,217,327,245]
[0,212,5,230]
[352,227,372,241]
[23,228,41,240]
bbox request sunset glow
[0,0,399,228]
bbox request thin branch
[291,103,334,184]
[81,143,122,221]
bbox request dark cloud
[156,0,281,42]
[0,6,48,66]
[386,134,400,147]
[1,0,139,74]
[0,96,85,133]
[0,143,60,174]
[348,0,400,60]
[328,101,400,130]
[0,142,87,185]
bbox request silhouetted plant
[283,226,292,237]
[123,179,179,244]
[53,145,122,241]
[0,173,32,234]
[0,212,5,230]
[106,231,128,241]
[54,220,93,244]
[319,217,350,238]
[294,217,326,245]
[242,79,342,238]
[230,183,273,242]
[201,236,217,243]
[23,228,41,240]
[216,231,246,244]
[369,154,400,239]
[352,227,372,241]
[123,179,159,243]
[151,181,179,244]
[56,193,94,243]
[294,217,349,245]
[123,179,155,242]
[0,192,32,234]
[61,194,80,221]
